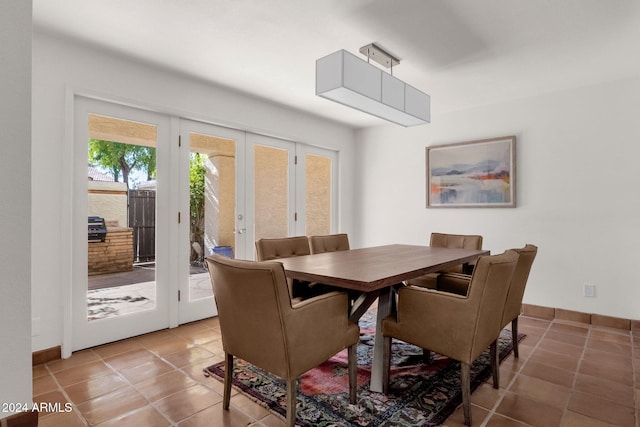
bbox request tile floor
[33,314,639,426]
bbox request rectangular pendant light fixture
[316,47,430,127]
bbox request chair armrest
[436,273,472,296]
[384,286,479,363]
[285,291,359,377]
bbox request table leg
[349,290,380,323]
[369,287,394,393]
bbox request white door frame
[294,144,339,236]
[245,133,297,257]
[70,96,172,351]
[62,95,340,355]
[177,119,246,324]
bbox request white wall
[355,76,640,320]
[31,30,356,352]
[0,1,33,416]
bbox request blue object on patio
[211,245,234,258]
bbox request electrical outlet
[583,284,596,297]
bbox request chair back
[464,250,518,360]
[255,236,310,261]
[206,255,293,379]
[309,233,350,254]
[502,244,538,327]
[430,233,483,273]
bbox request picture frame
[426,135,516,208]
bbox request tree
[88,139,156,186]
[190,153,206,262]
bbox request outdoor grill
[88,216,107,242]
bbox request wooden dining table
[277,244,490,393]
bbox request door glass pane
[254,144,289,239]
[189,132,236,302]
[305,153,332,236]
[87,114,157,321]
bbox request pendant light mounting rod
[359,43,400,69]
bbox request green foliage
[88,139,156,186]
[190,153,207,258]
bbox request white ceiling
[33,0,640,128]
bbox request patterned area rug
[204,310,524,426]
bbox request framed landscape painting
[426,136,516,208]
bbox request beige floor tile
[92,338,145,359]
[582,347,632,368]
[46,349,101,373]
[154,383,223,423]
[33,364,49,379]
[178,401,256,427]
[573,373,635,408]
[519,360,575,388]
[94,405,170,426]
[536,338,584,359]
[442,403,490,426]
[229,392,271,420]
[496,391,564,427]
[517,317,551,331]
[178,328,219,345]
[527,348,580,372]
[33,373,59,396]
[587,338,632,357]
[103,348,158,371]
[145,337,194,356]
[76,386,148,426]
[251,413,287,427]
[32,390,72,417]
[548,321,589,336]
[38,410,86,427]
[119,358,175,384]
[469,382,504,410]
[567,391,636,427]
[544,329,588,347]
[136,370,199,402]
[162,346,216,368]
[578,359,633,386]
[485,413,530,426]
[64,372,128,404]
[53,360,114,387]
[560,410,621,427]
[507,374,571,409]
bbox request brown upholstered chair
[405,232,483,288]
[309,233,350,254]
[382,250,519,426]
[255,236,313,299]
[206,255,360,427]
[438,244,538,358]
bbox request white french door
[72,97,172,351]
[245,133,339,256]
[177,120,246,324]
[245,133,297,253]
[295,144,339,237]
[70,97,339,351]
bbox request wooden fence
[128,189,155,263]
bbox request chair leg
[421,348,433,363]
[223,352,233,410]
[490,340,499,389]
[382,335,391,394]
[511,317,519,358]
[461,363,472,426]
[286,379,297,427]
[348,343,358,404]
